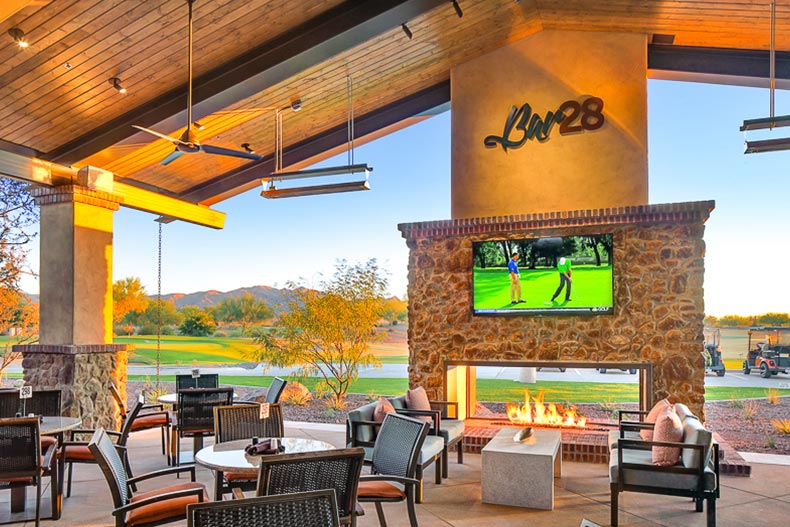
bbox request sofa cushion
[388,395,407,410]
[681,417,713,470]
[673,403,697,423]
[609,448,717,491]
[374,397,396,423]
[436,419,465,444]
[418,435,444,466]
[652,408,683,466]
[406,387,432,423]
[608,429,641,450]
[347,402,378,444]
[640,399,672,440]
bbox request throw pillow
[373,397,396,423]
[640,398,672,441]
[652,407,683,466]
[406,386,433,423]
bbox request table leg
[10,487,25,513]
[193,435,204,455]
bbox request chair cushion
[672,403,697,423]
[347,403,378,444]
[608,429,641,450]
[374,397,396,423]
[131,414,171,431]
[406,387,432,423]
[224,471,255,482]
[436,419,464,444]
[127,482,208,527]
[358,480,406,499]
[681,418,713,470]
[640,399,672,440]
[40,435,58,449]
[61,444,94,461]
[609,448,717,491]
[419,435,445,465]
[388,395,407,410]
[652,408,683,466]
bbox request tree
[213,292,273,333]
[178,306,216,336]
[135,300,183,335]
[253,259,386,407]
[113,277,149,325]
[380,296,407,325]
[0,178,39,384]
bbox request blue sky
[19,79,790,316]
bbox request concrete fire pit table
[481,427,562,510]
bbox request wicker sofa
[609,402,720,527]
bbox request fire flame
[506,389,587,428]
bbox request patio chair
[188,489,340,527]
[265,376,288,404]
[0,390,18,417]
[211,403,284,500]
[357,413,429,527]
[110,382,171,459]
[26,389,62,416]
[88,428,208,527]
[60,398,146,497]
[176,373,219,391]
[254,448,365,526]
[173,387,233,464]
[0,416,61,526]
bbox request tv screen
[472,234,613,316]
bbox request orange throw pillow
[373,397,395,423]
[405,386,433,423]
[640,398,672,441]
[651,408,683,466]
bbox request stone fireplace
[399,201,713,421]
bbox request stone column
[15,186,132,429]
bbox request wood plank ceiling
[1,0,789,205]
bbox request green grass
[473,264,613,310]
[124,375,790,403]
[114,336,258,365]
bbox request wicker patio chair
[88,428,208,527]
[357,413,429,527]
[255,448,365,526]
[26,389,62,416]
[110,382,171,458]
[211,403,284,500]
[60,398,146,497]
[265,377,287,404]
[0,417,60,526]
[176,373,219,391]
[187,489,340,527]
[0,389,20,417]
[173,387,233,464]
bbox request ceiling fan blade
[160,149,186,166]
[201,144,261,161]
[132,125,187,146]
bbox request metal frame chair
[88,428,207,527]
[265,377,288,404]
[173,388,233,465]
[60,398,146,497]
[176,374,219,391]
[255,448,365,526]
[211,403,284,500]
[0,388,61,417]
[187,489,340,527]
[357,413,429,527]
[110,382,171,459]
[0,390,19,418]
[0,417,60,526]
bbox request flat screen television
[472,234,613,316]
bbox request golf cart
[597,368,637,374]
[743,327,790,378]
[703,327,726,377]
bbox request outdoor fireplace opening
[444,360,653,425]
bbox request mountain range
[156,285,296,310]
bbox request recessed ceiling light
[64,62,72,69]
[8,28,29,48]
[108,77,127,94]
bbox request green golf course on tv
[472,234,614,316]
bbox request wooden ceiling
[2,0,790,206]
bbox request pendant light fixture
[261,76,372,199]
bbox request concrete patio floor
[2,423,789,527]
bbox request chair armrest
[348,419,379,447]
[394,408,440,432]
[113,487,205,516]
[142,403,165,411]
[619,421,654,434]
[42,442,58,469]
[137,410,171,419]
[360,474,420,487]
[618,409,648,423]
[68,429,121,440]
[232,487,246,500]
[429,400,459,418]
[127,465,196,485]
[617,438,707,476]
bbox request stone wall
[399,201,713,420]
[17,344,130,430]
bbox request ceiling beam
[46,0,445,166]
[179,79,451,205]
[648,44,790,88]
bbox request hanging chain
[156,221,163,391]
[347,75,355,165]
[770,0,776,121]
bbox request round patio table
[40,415,81,435]
[156,392,239,405]
[195,437,335,475]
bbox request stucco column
[15,185,131,429]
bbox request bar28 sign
[483,96,604,151]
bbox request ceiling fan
[132,0,261,166]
